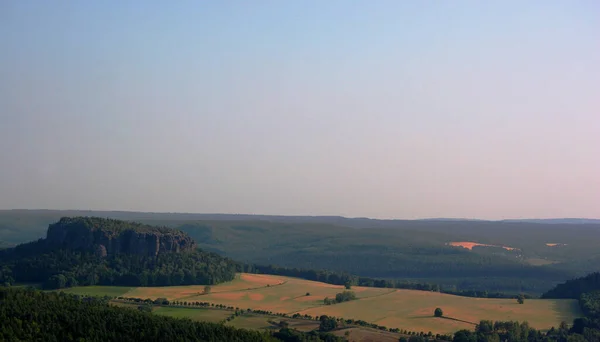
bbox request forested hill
[0,217,237,289]
[542,272,600,299]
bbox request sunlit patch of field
[546,243,567,247]
[448,241,517,251]
[185,276,392,314]
[125,273,288,300]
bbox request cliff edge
[46,217,197,257]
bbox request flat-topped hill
[0,217,235,289]
[46,217,196,257]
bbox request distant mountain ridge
[500,218,600,224]
[3,209,599,224]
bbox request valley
[2,214,599,341]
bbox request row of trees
[240,264,534,300]
[452,320,583,342]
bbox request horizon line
[1,208,599,222]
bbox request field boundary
[441,316,477,326]
[178,279,289,301]
[286,288,397,315]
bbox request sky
[1,1,599,220]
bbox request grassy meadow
[60,273,581,335]
[60,286,133,297]
[153,306,232,323]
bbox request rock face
[46,217,197,257]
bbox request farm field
[296,289,580,334]
[332,327,405,342]
[225,314,319,332]
[61,273,581,335]
[60,286,132,297]
[153,306,231,323]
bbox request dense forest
[0,241,237,288]
[175,221,594,295]
[0,287,341,342]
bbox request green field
[62,273,581,335]
[153,307,231,323]
[225,314,319,332]
[60,286,132,297]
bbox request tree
[319,315,337,332]
[306,292,310,296]
[408,336,425,342]
[204,285,212,294]
[137,304,153,312]
[452,330,477,342]
[334,291,356,303]
[344,282,352,290]
[517,294,525,304]
[434,308,443,317]
[154,297,169,305]
[44,274,67,289]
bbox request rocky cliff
[46,217,197,257]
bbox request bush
[138,304,153,312]
[434,308,443,317]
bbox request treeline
[0,244,237,289]
[452,320,575,342]
[240,264,533,299]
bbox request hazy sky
[1,1,599,219]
